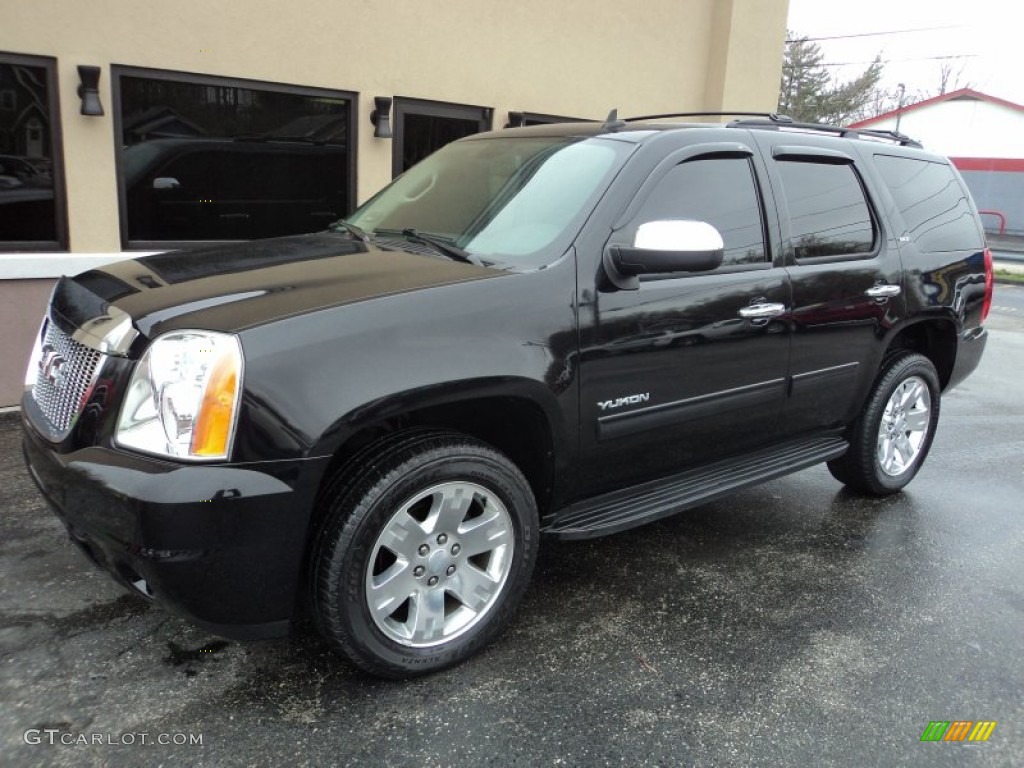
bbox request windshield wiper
[328,219,370,243]
[376,228,476,265]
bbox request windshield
[346,135,631,268]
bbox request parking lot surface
[2,288,1023,767]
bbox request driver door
[576,148,791,496]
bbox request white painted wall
[859,99,1024,158]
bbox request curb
[0,408,21,424]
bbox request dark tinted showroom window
[0,54,65,250]
[777,161,875,259]
[116,69,353,244]
[393,98,491,176]
[873,154,982,252]
[632,157,767,267]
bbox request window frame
[0,51,68,253]
[111,65,357,251]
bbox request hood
[60,233,504,344]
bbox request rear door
[752,133,906,433]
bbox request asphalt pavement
[1,296,1022,767]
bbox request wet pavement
[2,298,1022,767]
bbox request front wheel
[828,352,941,495]
[311,431,538,678]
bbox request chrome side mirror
[604,219,725,290]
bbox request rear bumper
[21,413,327,640]
[946,325,988,391]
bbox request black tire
[828,351,941,495]
[311,431,538,678]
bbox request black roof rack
[616,110,922,148]
[624,111,793,123]
[726,117,923,148]
[853,128,924,148]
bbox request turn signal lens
[191,350,240,457]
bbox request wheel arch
[881,317,959,390]
[308,378,567,523]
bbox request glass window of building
[115,68,355,246]
[0,53,65,250]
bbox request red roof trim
[952,157,1024,172]
[850,88,1024,128]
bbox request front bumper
[22,413,327,640]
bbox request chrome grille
[31,319,105,436]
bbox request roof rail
[624,111,794,123]
[854,128,923,148]
[727,117,923,148]
[613,109,923,148]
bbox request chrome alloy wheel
[364,481,515,648]
[876,375,932,477]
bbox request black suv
[22,114,992,678]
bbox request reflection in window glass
[348,136,630,268]
[400,113,482,174]
[631,157,767,267]
[118,72,352,243]
[873,155,981,252]
[778,161,875,259]
[0,56,61,247]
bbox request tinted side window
[873,154,982,252]
[631,157,767,267]
[777,161,875,259]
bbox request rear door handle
[738,303,786,319]
[865,284,901,299]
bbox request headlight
[116,331,243,461]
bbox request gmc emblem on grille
[39,345,67,389]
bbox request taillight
[981,247,993,323]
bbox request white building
[851,88,1024,237]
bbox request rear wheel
[828,352,941,495]
[311,431,538,678]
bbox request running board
[542,435,848,540]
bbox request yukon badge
[598,393,650,411]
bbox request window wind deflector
[772,146,854,164]
[375,228,477,265]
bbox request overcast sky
[786,0,1024,107]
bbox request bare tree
[936,58,972,95]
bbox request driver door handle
[865,284,901,299]
[738,302,787,319]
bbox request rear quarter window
[872,154,982,252]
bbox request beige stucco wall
[1,0,789,405]
[0,279,54,408]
